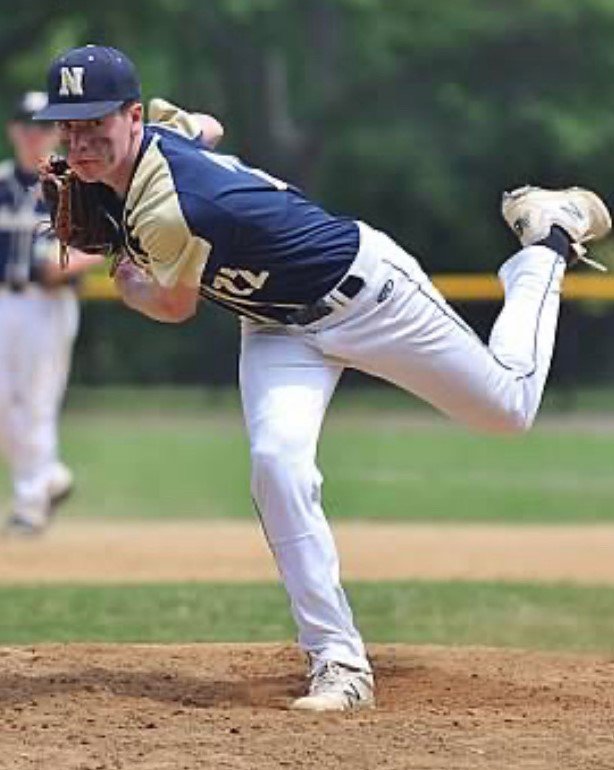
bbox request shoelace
[310,662,349,694]
[578,256,607,272]
[572,243,608,272]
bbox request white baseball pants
[0,286,78,524]
[240,221,565,672]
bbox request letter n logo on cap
[59,66,85,97]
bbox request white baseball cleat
[501,185,612,270]
[291,661,375,712]
[48,463,74,510]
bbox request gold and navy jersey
[121,121,359,323]
[0,161,55,288]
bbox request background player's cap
[11,91,50,123]
[34,44,141,121]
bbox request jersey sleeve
[124,134,214,289]
[128,204,211,289]
[148,98,203,142]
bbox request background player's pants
[240,222,565,673]
[0,286,79,524]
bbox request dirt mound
[1,643,613,769]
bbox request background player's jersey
[122,124,359,323]
[0,161,54,289]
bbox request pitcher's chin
[71,159,105,182]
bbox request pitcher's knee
[500,410,534,435]
[480,403,534,435]
[251,445,286,490]
[250,438,314,505]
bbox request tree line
[2,0,614,385]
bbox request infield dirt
[1,642,614,770]
[3,520,614,584]
[3,521,614,768]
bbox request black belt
[286,274,365,326]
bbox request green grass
[2,390,612,654]
[45,407,614,522]
[2,581,614,652]
[2,386,613,522]
[62,384,614,415]
[322,425,614,522]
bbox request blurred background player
[0,91,103,535]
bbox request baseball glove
[39,156,123,269]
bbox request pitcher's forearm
[115,270,161,318]
[114,263,198,322]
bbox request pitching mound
[2,643,613,769]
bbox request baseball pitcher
[35,45,611,710]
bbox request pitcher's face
[58,102,142,183]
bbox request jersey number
[212,267,270,297]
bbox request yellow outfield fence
[433,274,614,301]
[80,272,614,302]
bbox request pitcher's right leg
[315,187,610,434]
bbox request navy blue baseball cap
[34,44,141,121]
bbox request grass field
[11,385,613,523]
[2,386,614,650]
[2,580,614,652]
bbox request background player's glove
[39,157,122,269]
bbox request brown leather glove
[39,156,123,268]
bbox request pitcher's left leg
[240,324,369,673]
